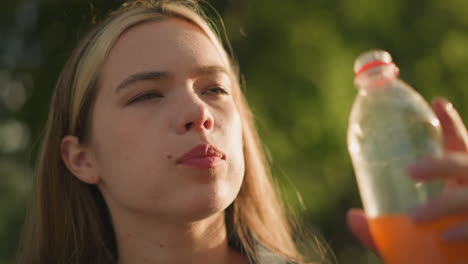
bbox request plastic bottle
[347,50,468,263]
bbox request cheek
[91,128,174,214]
[225,108,245,180]
[91,102,168,158]
[230,111,244,158]
[220,110,245,206]
[90,106,172,195]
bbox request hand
[408,98,468,241]
[346,97,468,253]
[346,208,379,254]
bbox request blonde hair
[16,0,312,263]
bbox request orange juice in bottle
[347,50,468,263]
[369,213,468,263]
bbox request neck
[113,211,246,264]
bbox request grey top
[248,242,299,264]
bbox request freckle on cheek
[167,155,172,159]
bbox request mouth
[176,143,226,168]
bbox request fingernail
[443,102,468,146]
[443,228,465,242]
[445,102,454,112]
[441,98,453,112]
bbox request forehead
[100,18,227,85]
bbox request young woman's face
[88,18,244,222]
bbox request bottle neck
[354,64,399,89]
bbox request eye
[128,91,163,104]
[204,86,229,96]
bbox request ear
[61,135,100,184]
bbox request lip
[176,144,226,168]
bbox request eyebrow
[115,65,229,93]
[115,71,170,93]
[194,65,229,76]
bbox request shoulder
[251,242,301,264]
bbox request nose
[176,97,214,134]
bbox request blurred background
[1,0,468,263]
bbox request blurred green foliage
[1,0,468,263]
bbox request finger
[408,153,468,184]
[410,188,468,222]
[443,222,468,242]
[346,208,379,255]
[432,98,468,153]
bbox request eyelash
[128,91,163,104]
[128,86,229,104]
[204,86,229,96]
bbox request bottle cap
[354,50,397,77]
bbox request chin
[179,184,237,222]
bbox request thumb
[346,208,380,255]
[432,98,468,153]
